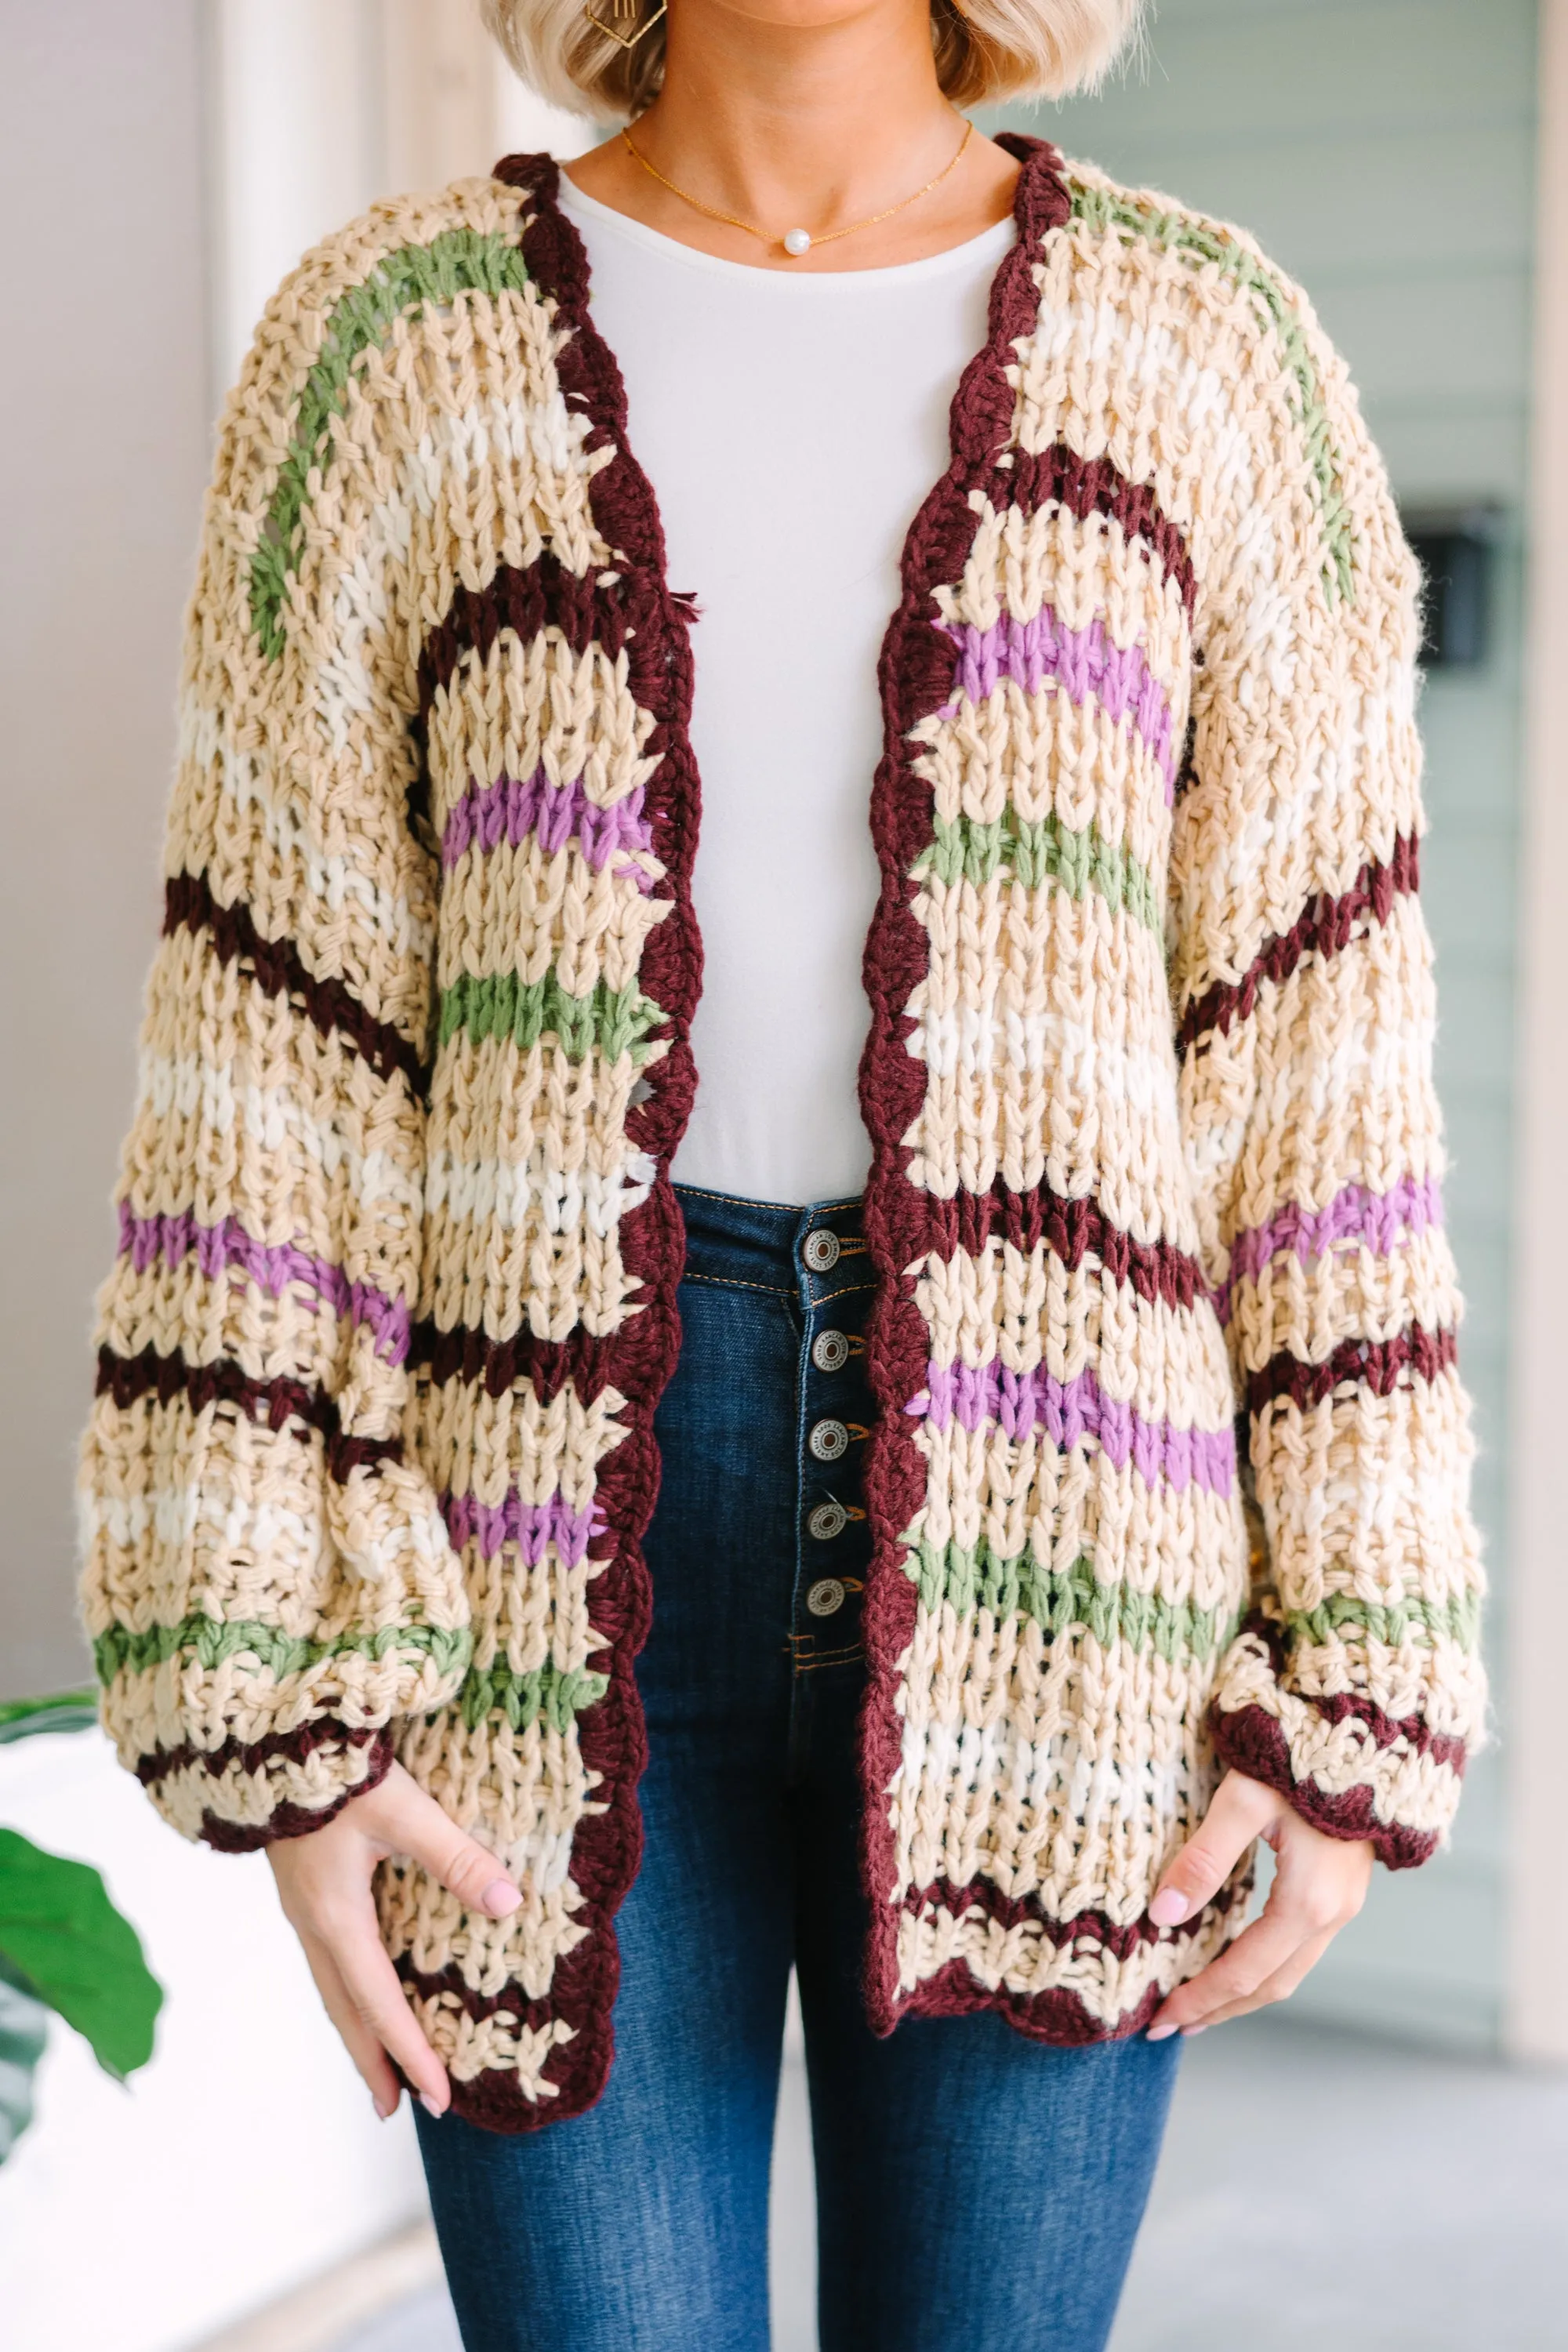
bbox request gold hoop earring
[583,0,667,47]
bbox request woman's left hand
[1145,1769,1374,2040]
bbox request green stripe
[453,1660,610,1733]
[438,970,665,1064]
[907,1539,1242,1665]
[913,809,1161,932]
[95,1615,471,1686]
[1069,182,1354,608]
[249,227,532,661]
[1283,1588,1483,1654]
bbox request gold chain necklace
[619,118,974,260]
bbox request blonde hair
[481,0,1145,122]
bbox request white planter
[0,1729,426,2352]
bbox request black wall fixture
[1400,505,1504,670]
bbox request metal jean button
[807,1577,846,1617]
[811,1328,850,1373]
[808,1417,849,1462]
[808,1501,848,1541]
[803,1229,840,1272]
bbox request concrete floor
[332,2013,1568,2352]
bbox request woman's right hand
[267,1759,521,2121]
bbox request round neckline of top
[556,172,1016,286]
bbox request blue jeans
[417,1185,1179,2351]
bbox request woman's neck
[562,0,1019,271]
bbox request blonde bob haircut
[481,0,1145,122]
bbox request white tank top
[557,178,1014,1206]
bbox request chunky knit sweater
[80,136,1485,2131]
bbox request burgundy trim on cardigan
[1177,830,1421,1053]
[400,148,704,2131]
[1210,1700,1446,1871]
[162,869,429,1093]
[95,1341,404,1481]
[855,133,1100,2042]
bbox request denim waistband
[673,1183,869,1302]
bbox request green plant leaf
[0,1831,162,2081]
[0,1954,49,2165]
[0,1690,99,1745]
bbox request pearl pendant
[782,227,811,256]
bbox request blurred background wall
[2,2,1565,2345]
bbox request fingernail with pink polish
[419,2092,447,2119]
[373,2095,394,2121]
[1149,1888,1190,1927]
[1145,2022,1177,2042]
[481,1878,522,1918]
[1182,2024,1209,2037]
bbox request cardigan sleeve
[1168,289,1486,1869]
[77,267,470,1851]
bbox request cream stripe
[894,1893,1239,2017]
[176,692,433,960]
[434,832,670,996]
[913,1236,1235,1430]
[134,1049,421,1214]
[426,627,660,833]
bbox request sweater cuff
[1209,1619,1466,1873]
[135,1719,396,1853]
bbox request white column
[1507,0,1568,2063]
[207,0,386,395]
[383,0,593,185]
[207,0,591,401]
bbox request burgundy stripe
[412,1316,627,1406]
[416,550,652,732]
[1177,831,1420,1053]
[162,870,427,1093]
[1313,1687,1468,1774]
[965,442,1196,615]
[95,1340,401,1481]
[920,1174,1212,1314]
[1245,1319,1457,1418]
[905,1871,1241,1958]
[136,1721,393,1851]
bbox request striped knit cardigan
[80,136,1485,2131]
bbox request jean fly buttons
[808,1417,849,1461]
[807,1577,846,1617]
[808,1501,848,1541]
[811,1328,850,1373]
[803,1229,840,1272]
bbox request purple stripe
[441,767,655,889]
[1219,1174,1443,1323]
[118,1206,409,1365]
[908,1358,1235,1497]
[440,1486,604,1567]
[938,612,1177,800]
